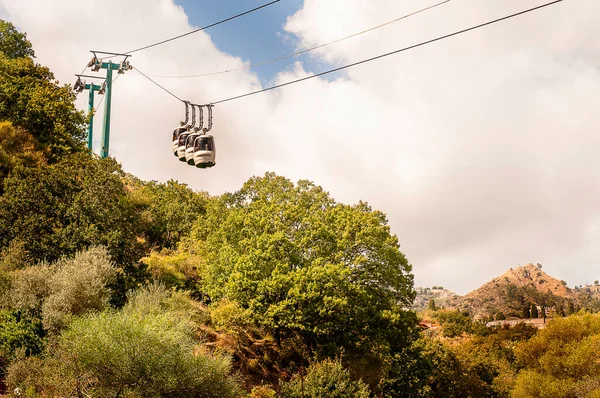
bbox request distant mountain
[420,263,600,320]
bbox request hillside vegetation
[441,263,600,320]
[1,20,600,398]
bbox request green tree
[281,359,370,398]
[434,310,480,338]
[2,247,116,333]
[427,299,437,311]
[0,154,146,284]
[530,304,539,319]
[381,337,495,398]
[567,300,575,315]
[0,43,85,165]
[513,313,600,397]
[191,174,417,360]
[0,121,47,185]
[495,312,506,321]
[127,178,209,249]
[0,20,35,59]
[540,306,546,319]
[522,306,530,319]
[0,310,44,370]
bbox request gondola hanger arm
[196,105,204,132]
[181,101,191,127]
[203,104,214,134]
[189,103,196,129]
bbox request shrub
[41,246,116,332]
[5,263,52,314]
[0,310,44,360]
[249,385,277,398]
[280,358,370,398]
[209,298,252,332]
[8,286,241,397]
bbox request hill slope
[454,263,578,319]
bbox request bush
[8,286,241,397]
[41,246,115,332]
[4,263,52,314]
[280,358,370,398]
[249,385,277,398]
[209,298,252,332]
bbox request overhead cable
[211,0,564,104]
[150,0,451,79]
[133,0,564,106]
[133,67,185,102]
[124,0,281,55]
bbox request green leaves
[512,314,600,397]
[0,154,145,267]
[0,52,86,161]
[8,286,242,397]
[281,358,371,398]
[0,21,35,59]
[191,173,417,359]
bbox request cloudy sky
[1,0,598,294]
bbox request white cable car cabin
[193,135,216,168]
[172,127,188,156]
[177,131,192,162]
[185,132,201,165]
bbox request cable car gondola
[193,105,215,168]
[193,135,216,168]
[172,101,191,156]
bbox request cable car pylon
[87,51,133,158]
[74,75,106,150]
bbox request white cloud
[2,0,599,294]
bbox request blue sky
[174,0,309,84]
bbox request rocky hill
[443,263,600,320]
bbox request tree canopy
[0,20,34,59]
[190,173,417,360]
[0,19,85,179]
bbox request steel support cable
[124,0,281,55]
[133,67,185,102]
[211,0,564,104]
[132,0,564,106]
[150,0,451,79]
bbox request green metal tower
[74,75,105,151]
[85,82,103,150]
[88,52,132,158]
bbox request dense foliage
[189,174,417,364]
